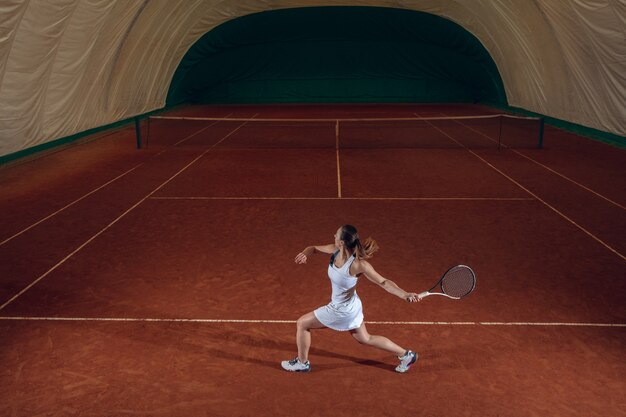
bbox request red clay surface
[340,149,528,198]
[153,149,338,198]
[2,198,624,324]
[1,321,624,417]
[1,104,625,417]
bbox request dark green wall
[167,6,507,105]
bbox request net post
[134,117,142,149]
[538,117,545,149]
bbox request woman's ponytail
[355,237,379,259]
[340,225,379,259]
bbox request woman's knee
[296,316,308,329]
[296,313,319,330]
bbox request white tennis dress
[314,251,364,331]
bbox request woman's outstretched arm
[295,244,337,264]
[358,261,420,303]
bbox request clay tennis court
[1,103,624,416]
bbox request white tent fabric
[0,0,624,158]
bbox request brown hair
[339,224,379,259]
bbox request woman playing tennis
[281,224,419,373]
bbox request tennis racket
[418,265,476,300]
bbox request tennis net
[144,114,544,150]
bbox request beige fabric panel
[0,0,624,157]
[538,0,626,134]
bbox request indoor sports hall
[1,3,625,417]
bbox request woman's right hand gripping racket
[418,265,476,300]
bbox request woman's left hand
[295,252,308,264]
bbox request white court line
[0,164,143,247]
[454,119,626,211]
[0,316,624,327]
[173,122,218,147]
[416,114,626,262]
[0,116,257,312]
[335,120,342,198]
[372,321,626,327]
[148,196,535,201]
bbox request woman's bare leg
[296,311,326,362]
[350,322,406,356]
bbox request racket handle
[418,291,429,299]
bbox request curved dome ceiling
[167,7,508,105]
[0,1,624,158]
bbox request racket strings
[441,266,475,298]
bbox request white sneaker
[395,350,417,373]
[281,357,311,372]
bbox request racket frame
[418,264,476,300]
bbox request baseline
[1,316,624,327]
